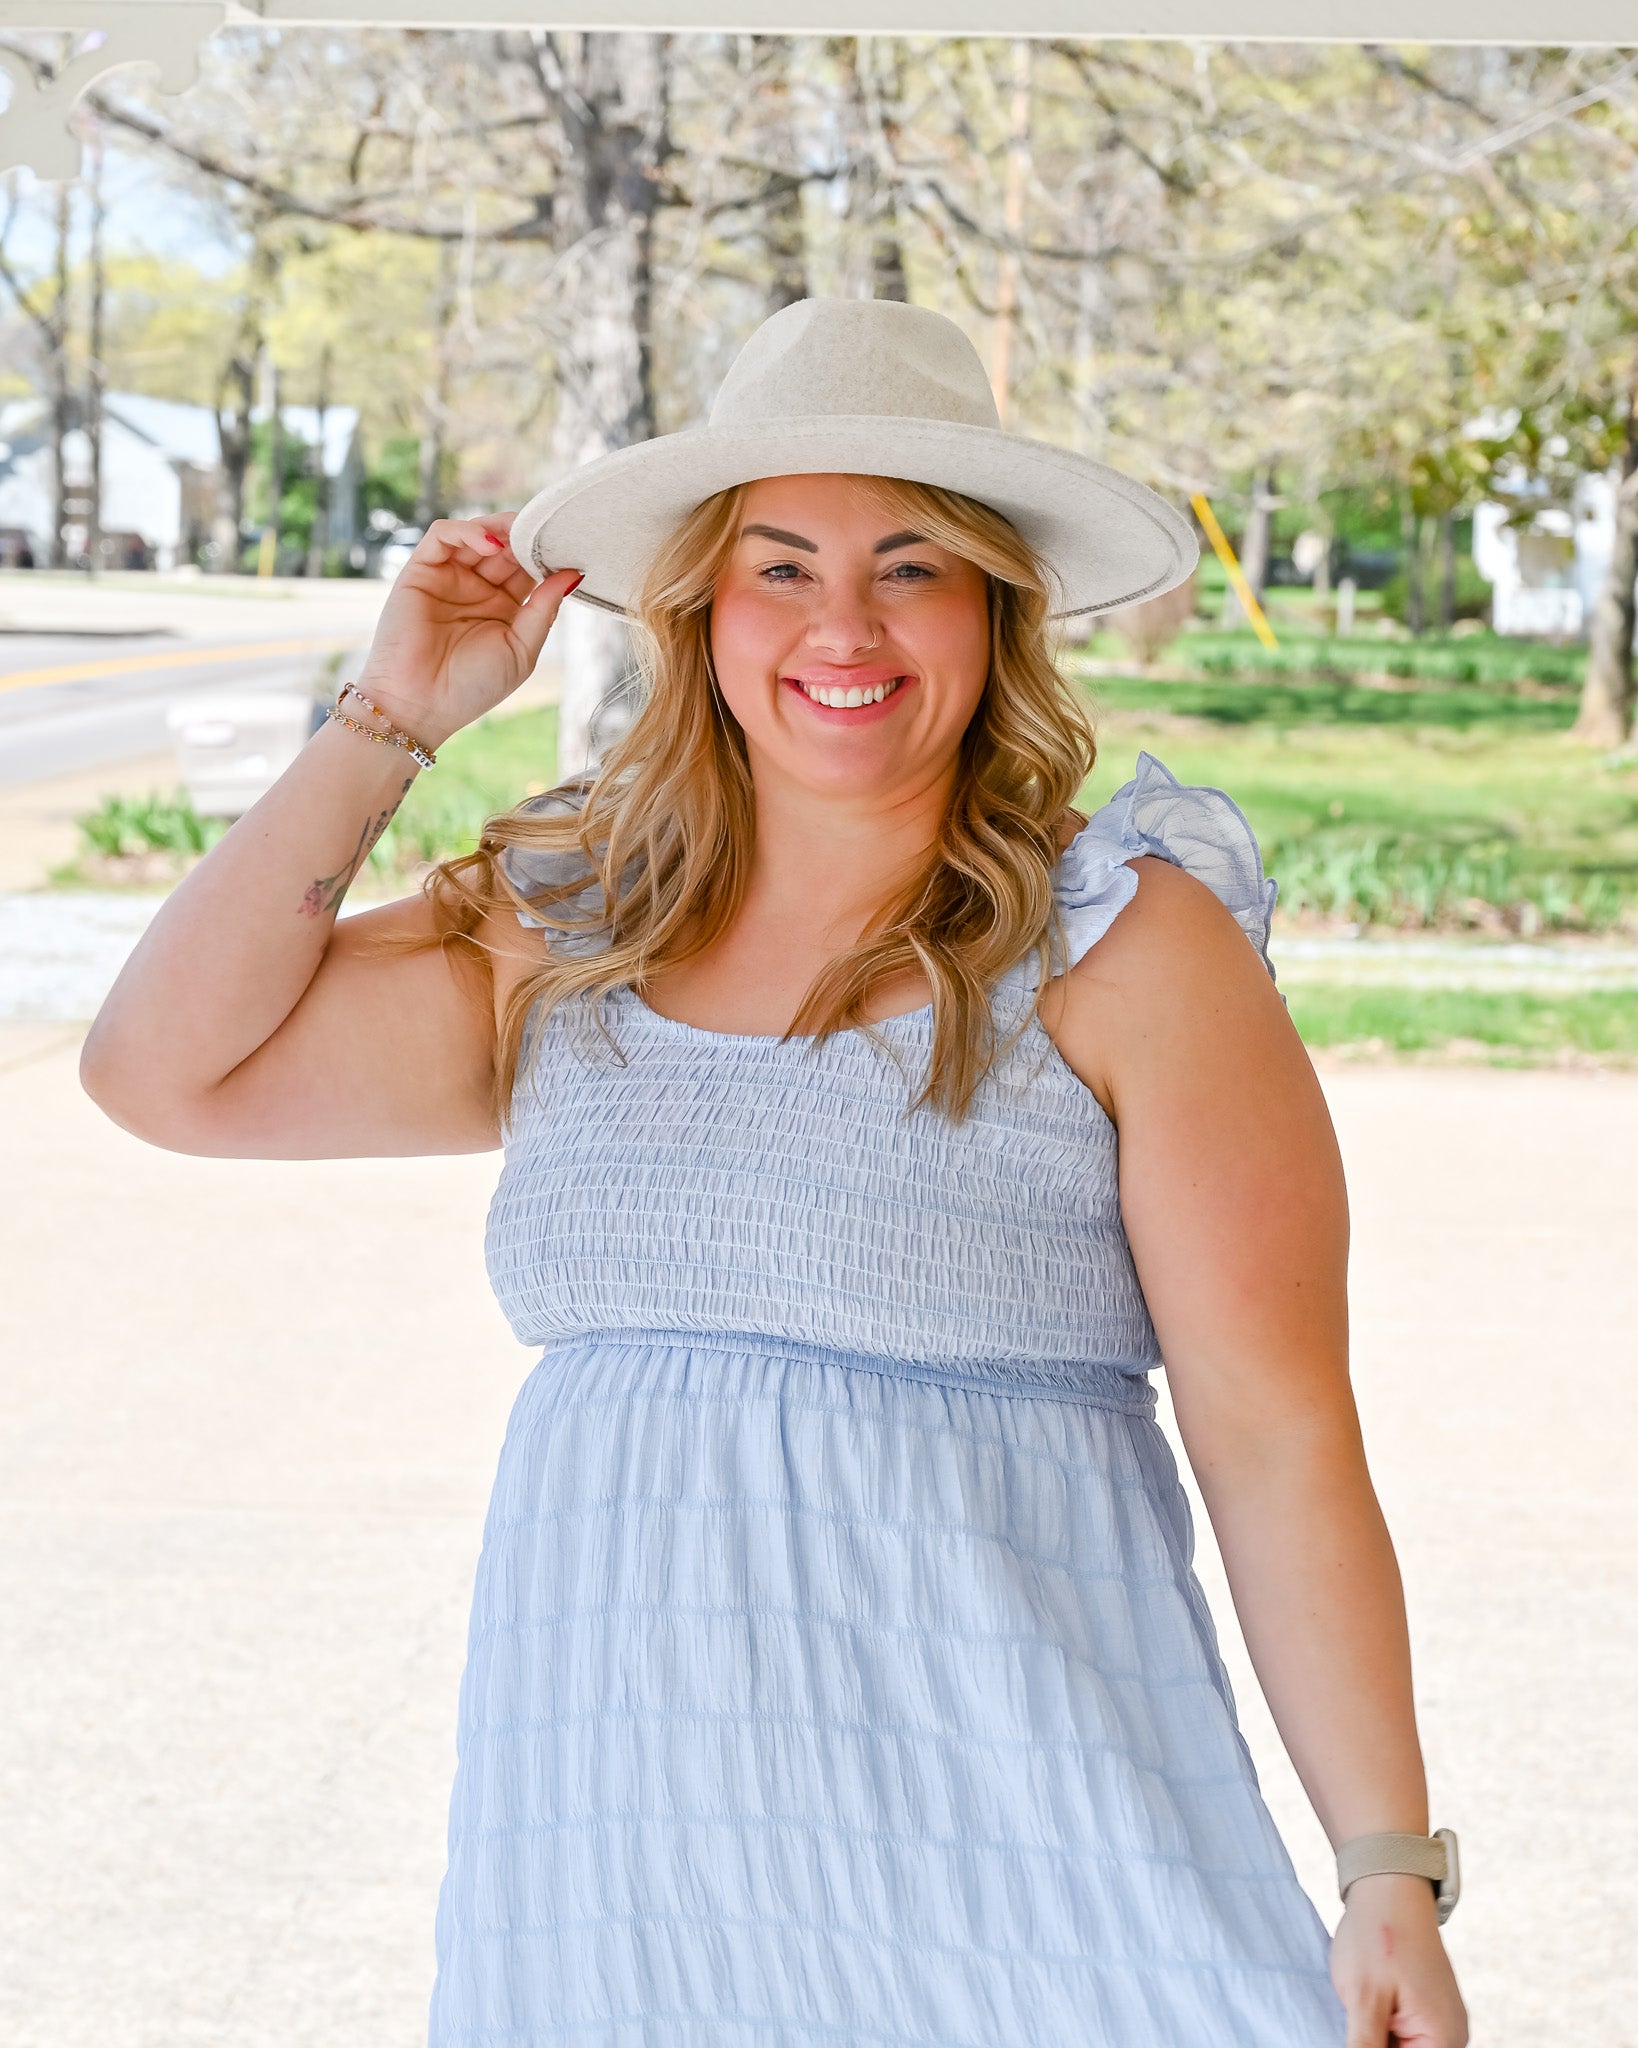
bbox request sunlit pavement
[2,1024,1633,2047]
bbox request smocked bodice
[482,750,1279,1401]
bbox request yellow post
[256,526,276,577]
[1190,492,1278,652]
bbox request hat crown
[708,297,1001,434]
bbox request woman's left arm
[1046,854,1467,2048]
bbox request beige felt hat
[510,296,1198,624]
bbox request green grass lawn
[1074,664,1638,937]
[1285,986,1638,1062]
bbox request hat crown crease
[707,297,1000,433]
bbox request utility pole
[48,179,72,569]
[86,121,107,577]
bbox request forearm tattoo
[299,776,415,917]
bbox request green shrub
[1266,828,1637,932]
[73,790,228,863]
[1096,631,1582,692]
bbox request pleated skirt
[428,1332,1345,2047]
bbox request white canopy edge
[3,0,1633,184]
[5,0,1636,44]
[212,0,1638,35]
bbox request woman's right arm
[78,515,585,1160]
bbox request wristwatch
[1336,1828,1460,1925]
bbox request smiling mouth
[788,675,908,708]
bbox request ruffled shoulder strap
[497,781,618,956]
[1048,750,1279,986]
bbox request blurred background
[1,23,1636,2048]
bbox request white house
[1471,459,1634,640]
[0,391,363,571]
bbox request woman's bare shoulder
[1040,853,1294,1119]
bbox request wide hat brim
[510,414,1198,623]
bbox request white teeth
[798,676,902,706]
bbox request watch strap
[1336,1827,1460,1924]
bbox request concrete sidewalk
[2,1030,1633,2046]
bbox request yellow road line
[0,634,358,696]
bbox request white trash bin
[166,690,320,819]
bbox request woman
[81,297,1466,2047]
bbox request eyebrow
[739,523,929,555]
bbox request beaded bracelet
[325,681,438,771]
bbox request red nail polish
[566,572,586,591]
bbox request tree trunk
[1401,496,1424,636]
[213,356,253,575]
[756,38,810,313]
[835,38,907,305]
[989,40,1032,426]
[1069,262,1100,456]
[1436,511,1455,631]
[86,124,106,575]
[306,344,332,578]
[865,40,909,304]
[546,30,667,780]
[1574,399,1638,746]
[48,181,73,571]
[1223,462,1276,626]
[213,229,278,575]
[415,241,456,528]
[266,356,284,569]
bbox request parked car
[375,524,424,580]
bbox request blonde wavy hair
[415,473,1099,1123]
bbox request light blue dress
[429,751,1347,2046]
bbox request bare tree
[306,341,332,577]
[414,239,457,528]
[1575,363,1638,746]
[756,37,812,314]
[211,224,282,574]
[263,349,284,569]
[522,29,672,775]
[0,41,77,567]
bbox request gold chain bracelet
[325,681,438,771]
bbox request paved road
[0,638,360,788]
[0,575,389,787]
[1,1029,1633,2047]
